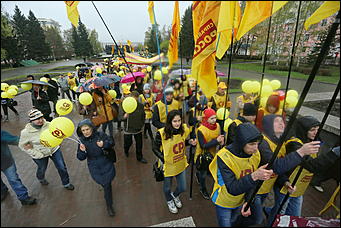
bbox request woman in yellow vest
[266,116,339,226]
[67,73,79,101]
[210,82,232,111]
[195,108,224,200]
[152,110,197,214]
[138,84,155,141]
[209,122,320,227]
[236,92,257,117]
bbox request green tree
[1,10,13,61]
[26,10,51,61]
[160,39,169,53]
[44,25,66,60]
[75,20,94,59]
[63,28,75,58]
[11,5,28,61]
[88,29,103,55]
[179,6,194,60]
[71,25,81,56]
[144,24,161,54]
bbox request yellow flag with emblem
[216,1,241,59]
[304,1,340,30]
[168,1,181,69]
[191,1,221,98]
[64,1,80,27]
[148,1,155,25]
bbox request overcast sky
[2,1,192,43]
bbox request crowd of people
[1,59,340,226]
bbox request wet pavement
[1,90,339,227]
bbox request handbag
[91,114,107,126]
[196,150,213,171]
[153,159,164,182]
[102,145,117,163]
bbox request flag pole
[270,79,340,226]
[281,1,302,112]
[243,10,340,212]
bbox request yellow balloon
[120,65,125,70]
[263,79,270,86]
[287,90,298,98]
[162,67,168,75]
[108,90,117,98]
[40,129,63,147]
[8,85,19,91]
[270,80,281,90]
[122,97,137,114]
[7,88,17,96]
[154,70,162,80]
[21,83,32,91]
[261,85,273,97]
[286,96,298,108]
[216,108,229,120]
[147,66,152,72]
[55,99,73,116]
[260,96,268,108]
[122,84,128,89]
[1,92,9,98]
[119,71,125,77]
[79,92,93,105]
[40,77,48,83]
[96,68,102,74]
[49,117,75,139]
[223,118,233,133]
[1,83,9,91]
[241,81,253,94]
[251,81,261,93]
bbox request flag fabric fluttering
[64,1,80,27]
[216,1,241,59]
[111,45,115,55]
[235,1,288,41]
[167,1,181,69]
[191,1,221,98]
[304,1,340,30]
[192,1,206,40]
[148,1,156,25]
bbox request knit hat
[243,103,257,116]
[164,87,174,95]
[143,83,151,91]
[28,109,44,121]
[218,82,227,89]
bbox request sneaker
[200,189,210,200]
[167,200,178,214]
[39,179,49,185]
[64,183,75,191]
[170,192,182,208]
[313,185,324,193]
[20,196,37,206]
[106,204,115,217]
[1,189,9,201]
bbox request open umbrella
[215,70,226,76]
[169,69,191,78]
[77,76,114,92]
[120,72,145,84]
[21,80,56,88]
[102,74,121,83]
[75,62,94,68]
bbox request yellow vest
[233,119,243,126]
[280,138,317,197]
[209,147,261,208]
[158,124,190,177]
[68,77,77,90]
[237,95,256,115]
[259,107,283,116]
[156,99,180,124]
[212,93,228,109]
[257,135,287,195]
[139,94,154,119]
[195,124,220,162]
[173,88,183,107]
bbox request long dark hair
[164,110,184,140]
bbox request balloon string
[65,137,81,144]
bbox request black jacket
[226,116,250,145]
[32,89,51,115]
[47,79,59,101]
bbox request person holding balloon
[129,76,144,95]
[18,109,74,190]
[76,119,116,217]
[138,83,155,141]
[1,83,19,121]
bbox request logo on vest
[173,142,185,163]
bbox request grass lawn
[218,62,339,84]
[42,65,76,72]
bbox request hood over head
[295,116,320,143]
[77,119,96,138]
[262,114,283,143]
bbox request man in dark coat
[1,130,37,205]
[44,74,60,117]
[31,84,52,121]
[77,119,116,217]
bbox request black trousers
[144,123,154,140]
[124,132,143,160]
[101,182,113,206]
[2,104,18,116]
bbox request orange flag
[168,1,181,69]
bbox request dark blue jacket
[217,122,303,196]
[76,119,115,185]
[1,130,19,171]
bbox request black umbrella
[21,80,56,88]
[84,62,94,66]
[75,63,86,68]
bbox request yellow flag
[192,1,206,40]
[148,1,155,24]
[168,1,180,69]
[127,40,132,47]
[216,1,241,59]
[304,1,340,30]
[64,1,80,27]
[191,1,221,98]
[236,1,288,41]
[111,45,115,55]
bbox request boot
[106,204,115,217]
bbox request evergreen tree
[76,20,94,58]
[179,6,194,60]
[11,5,28,61]
[26,10,51,61]
[63,28,75,58]
[44,25,66,60]
[144,24,161,54]
[71,25,81,56]
[88,29,103,55]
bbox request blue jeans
[215,205,241,227]
[267,186,303,226]
[1,163,29,201]
[102,120,114,137]
[32,149,70,186]
[247,193,268,226]
[163,170,186,201]
[196,169,208,191]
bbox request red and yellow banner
[167,1,180,69]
